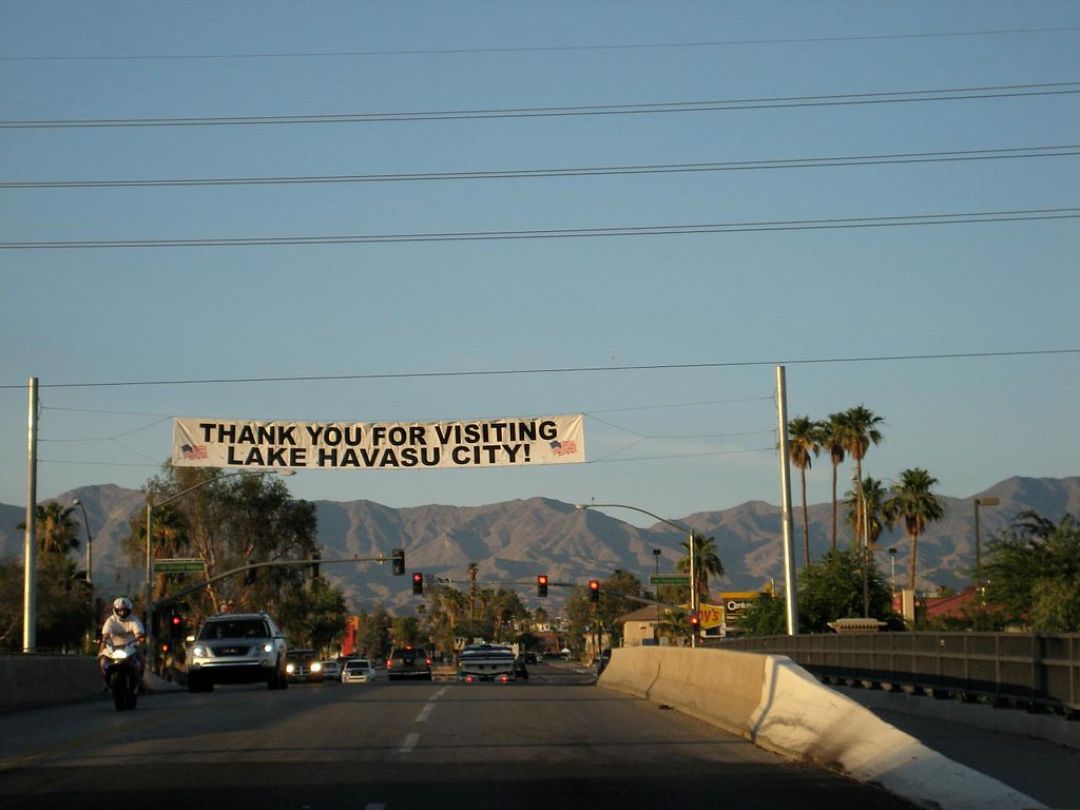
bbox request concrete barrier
[600,647,1045,810]
[0,656,183,712]
[0,655,104,712]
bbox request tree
[883,467,945,590]
[823,412,850,550]
[845,476,887,548]
[278,577,349,655]
[16,501,93,652]
[737,590,787,636]
[840,406,884,554]
[124,465,318,625]
[788,416,823,567]
[356,606,393,660]
[20,501,81,558]
[676,532,724,604]
[799,549,892,632]
[982,512,1080,632]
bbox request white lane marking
[399,732,420,753]
[414,685,449,722]
[364,805,386,810]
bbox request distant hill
[2,477,1077,614]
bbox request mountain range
[2,476,1078,614]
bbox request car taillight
[498,674,510,684]
[464,675,475,684]
[425,658,432,666]
[386,660,392,669]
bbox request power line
[4,26,1077,61]
[3,82,1077,129]
[3,207,1077,250]
[4,348,1077,391]
[5,144,1077,189]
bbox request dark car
[285,649,325,683]
[187,612,289,692]
[386,646,432,681]
[595,648,612,676]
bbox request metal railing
[715,632,1080,714]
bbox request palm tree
[884,468,945,591]
[676,532,724,605]
[467,562,479,623]
[18,501,80,558]
[823,412,850,551]
[845,476,887,548]
[788,416,823,567]
[841,406,885,552]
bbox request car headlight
[310,662,322,673]
[262,642,274,653]
[286,663,296,674]
[192,644,208,657]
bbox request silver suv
[187,612,289,692]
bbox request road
[0,664,914,810]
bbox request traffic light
[412,572,424,595]
[588,579,600,603]
[689,613,700,632]
[537,574,549,598]
[169,612,184,640]
[392,548,405,576]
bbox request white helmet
[112,597,133,619]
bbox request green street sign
[154,558,207,574]
[649,574,690,586]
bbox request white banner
[172,415,585,470]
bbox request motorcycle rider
[99,597,146,681]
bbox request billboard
[172,414,584,471]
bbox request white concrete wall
[600,646,1046,810]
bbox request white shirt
[101,614,145,647]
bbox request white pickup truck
[457,643,517,683]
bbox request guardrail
[714,632,1080,714]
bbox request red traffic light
[170,615,182,626]
[411,572,424,595]
[688,613,700,627]
[537,574,549,598]
[588,579,600,603]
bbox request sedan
[341,658,377,684]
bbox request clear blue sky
[2,2,1078,527]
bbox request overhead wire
[3,81,1078,129]
[4,144,1077,189]
[3,25,1078,62]
[3,207,1077,250]
[5,347,1076,391]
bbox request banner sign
[172,414,585,471]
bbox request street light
[71,498,93,585]
[145,469,294,668]
[974,496,1000,597]
[576,503,700,648]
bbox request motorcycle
[100,639,142,711]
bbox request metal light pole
[974,496,999,600]
[577,503,700,647]
[145,469,294,668]
[888,547,897,594]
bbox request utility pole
[775,366,799,636]
[23,377,38,654]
